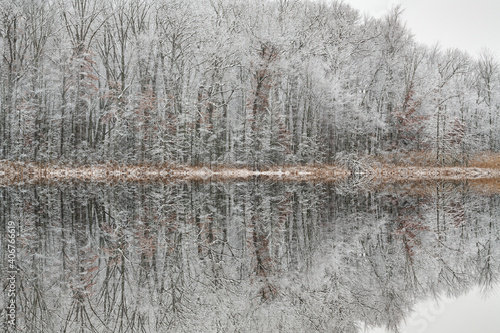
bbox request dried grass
[171,164,350,182]
[2,154,500,188]
[0,161,350,185]
[373,151,439,167]
[469,152,500,168]
[366,166,500,181]
[374,151,500,169]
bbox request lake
[1,179,499,332]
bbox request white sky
[342,0,500,59]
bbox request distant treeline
[1,0,499,165]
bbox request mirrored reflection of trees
[0,181,499,332]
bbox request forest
[1,0,499,167]
[3,2,500,332]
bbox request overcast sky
[342,0,500,59]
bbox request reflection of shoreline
[1,161,500,185]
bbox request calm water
[1,180,499,332]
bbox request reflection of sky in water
[365,286,500,333]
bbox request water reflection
[365,286,500,333]
[1,181,499,332]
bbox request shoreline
[1,161,500,184]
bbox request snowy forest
[3,2,500,332]
[1,181,499,332]
[1,0,499,166]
